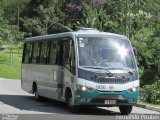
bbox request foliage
[0,48,21,79]
[140,80,160,104]
[0,2,24,65]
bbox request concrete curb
[135,103,160,112]
[0,78,19,81]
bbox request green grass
[138,102,160,107]
[0,48,22,79]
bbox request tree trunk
[125,0,129,38]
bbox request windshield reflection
[78,37,136,70]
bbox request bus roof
[24,28,127,42]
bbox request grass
[0,48,22,79]
[138,102,160,107]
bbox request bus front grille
[93,77,130,84]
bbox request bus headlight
[82,86,87,91]
[127,87,139,92]
[77,85,94,92]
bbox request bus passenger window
[45,41,50,64]
[40,42,47,64]
[49,41,58,64]
[32,42,40,64]
[23,43,32,63]
[71,43,76,75]
[22,43,26,63]
[63,40,70,69]
[64,39,76,75]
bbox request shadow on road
[0,94,120,115]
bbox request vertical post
[17,1,20,64]
[10,46,13,65]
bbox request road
[0,78,159,120]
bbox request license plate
[104,100,116,104]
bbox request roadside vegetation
[0,0,159,105]
[0,48,21,79]
[138,102,160,107]
[140,81,160,105]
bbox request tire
[67,92,78,113]
[119,106,133,115]
[34,85,42,102]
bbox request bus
[21,28,139,115]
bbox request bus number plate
[104,100,116,105]
[96,85,106,90]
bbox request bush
[140,80,160,104]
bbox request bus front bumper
[75,90,139,106]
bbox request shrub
[140,80,160,104]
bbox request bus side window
[71,41,76,75]
[64,39,76,75]
[22,43,26,63]
[63,40,70,68]
[40,41,47,64]
[32,42,39,64]
[23,42,32,63]
[49,40,58,64]
[36,42,41,63]
[45,41,51,64]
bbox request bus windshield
[77,37,136,70]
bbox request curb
[0,78,19,81]
[135,103,160,112]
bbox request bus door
[57,39,70,99]
[58,38,75,100]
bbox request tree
[0,2,24,64]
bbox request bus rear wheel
[33,84,42,101]
[119,105,133,115]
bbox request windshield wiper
[106,68,133,75]
[82,66,113,76]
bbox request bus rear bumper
[75,90,139,106]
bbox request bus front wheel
[119,105,133,115]
[66,91,78,112]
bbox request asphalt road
[0,78,159,120]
